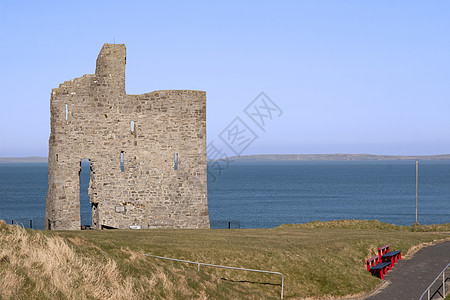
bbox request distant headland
[220,154,450,162]
[0,156,47,163]
[2,154,450,164]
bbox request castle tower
[45,43,209,230]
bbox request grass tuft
[279,219,450,232]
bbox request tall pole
[415,161,418,224]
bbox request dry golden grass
[1,219,448,299]
[0,220,251,299]
[0,220,135,299]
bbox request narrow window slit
[174,153,178,170]
[131,120,135,134]
[120,151,124,172]
[56,154,59,162]
[65,104,68,120]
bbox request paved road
[365,240,450,300]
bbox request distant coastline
[213,153,450,162]
[0,156,47,163]
[2,154,450,164]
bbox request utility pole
[415,161,419,224]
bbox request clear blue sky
[1,1,449,157]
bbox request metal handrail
[144,253,284,299]
[419,262,450,300]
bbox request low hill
[224,154,450,162]
[1,220,449,299]
[2,154,450,164]
[0,156,47,163]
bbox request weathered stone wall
[45,43,209,230]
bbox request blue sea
[0,161,449,229]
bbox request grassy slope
[1,220,449,300]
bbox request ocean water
[208,161,450,228]
[0,161,449,229]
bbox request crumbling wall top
[95,43,126,78]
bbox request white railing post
[443,271,446,297]
[419,262,450,300]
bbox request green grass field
[1,220,449,299]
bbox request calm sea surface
[0,161,449,229]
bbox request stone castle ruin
[45,43,209,230]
